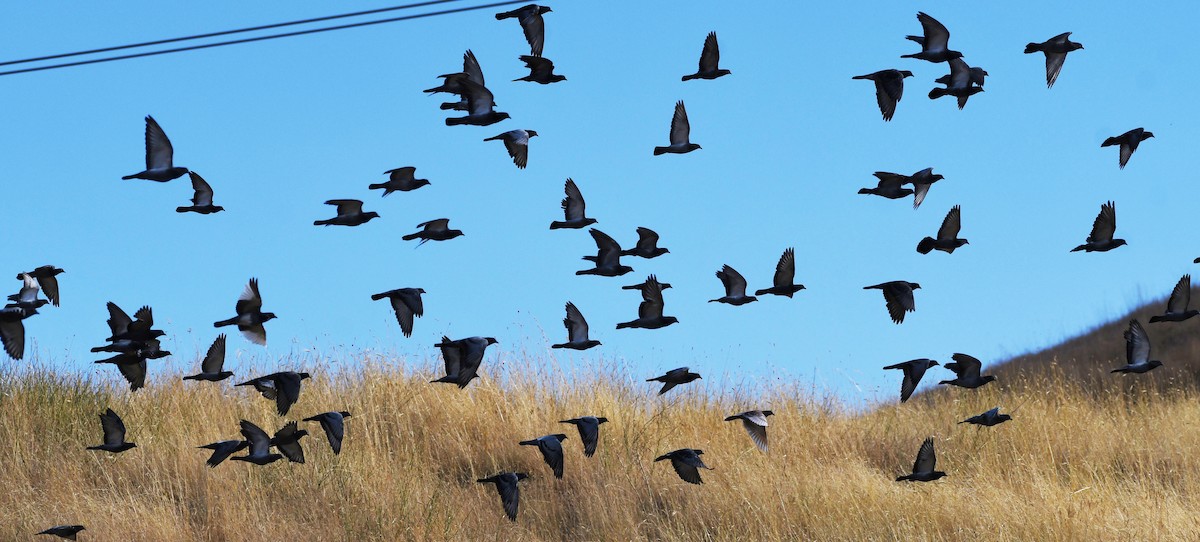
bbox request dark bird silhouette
[621,227,670,258]
[90,303,162,354]
[314,199,379,227]
[7,273,48,312]
[231,420,283,465]
[122,115,188,182]
[550,178,597,230]
[1150,275,1198,323]
[105,305,162,344]
[959,407,1011,427]
[214,278,276,345]
[852,69,913,121]
[198,439,248,468]
[495,4,550,56]
[1112,319,1163,374]
[935,65,987,89]
[183,334,232,382]
[901,12,962,63]
[929,58,985,109]
[402,218,464,246]
[36,525,85,540]
[560,416,608,457]
[895,437,946,482]
[682,32,731,81]
[864,281,921,324]
[520,434,568,479]
[515,55,565,83]
[0,306,32,360]
[94,344,166,392]
[477,472,528,522]
[917,205,968,254]
[939,353,996,388]
[236,371,311,416]
[883,358,940,402]
[1101,128,1153,169]
[17,265,64,306]
[654,101,701,156]
[858,172,915,199]
[622,275,673,293]
[445,79,511,126]
[654,448,712,484]
[270,421,308,463]
[86,408,136,453]
[176,172,224,214]
[304,411,351,454]
[907,167,944,209]
[1025,32,1083,88]
[551,302,600,350]
[755,248,806,297]
[430,336,498,388]
[1071,201,1126,252]
[647,367,701,395]
[577,229,634,277]
[709,265,757,305]
[617,276,678,329]
[370,167,430,196]
[725,410,773,453]
[371,288,425,337]
[484,129,538,169]
[425,49,485,111]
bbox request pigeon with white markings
[214,278,276,345]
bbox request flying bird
[1025,32,1083,88]
[515,55,565,83]
[895,437,946,482]
[230,420,283,465]
[176,172,224,214]
[929,58,985,109]
[917,205,968,254]
[709,265,757,306]
[445,79,511,126]
[938,353,996,388]
[654,448,712,484]
[724,410,773,453]
[551,302,600,350]
[304,411,352,454]
[270,421,308,464]
[403,218,464,246]
[549,178,596,230]
[852,69,913,121]
[901,12,962,63]
[622,275,673,293]
[560,416,608,457]
[314,199,379,227]
[477,472,529,522]
[425,49,485,111]
[94,346,161,392]
[7,273,47,312]
[198,439,248,468]
[430,336,498,388]
[86,408,137,453]
[236,371,311,416]
[17,265,64,306]
[907,167,944,209]
[959,407,1011,427]
[1112,319,1163,374]
[682,32,731,81]
[520,434,568,479]
[864,281,921,324]
[1101,128,1153,169]
[577,229,633,277]
[858,172,915,199]
[122,115,188,182]
[484,129,538,169]
[647,367,701,396]
[1149,275,1198,323]
[36,525,85,540]
[495,3,550,56]
[1071,201,1126,253]
[214,278,277,345]
[183,334,232,382]
[621,227,670,258]
[371,288,425,337]
[654,101,701,156]
[755,248,806,297]
[616,276,678,329]
[883,358,940,402]
[370,167,430,196]
[0,306,32,360]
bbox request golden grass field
[3,343,1200,541]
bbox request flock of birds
[4,6,1189,538]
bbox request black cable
[0,0,527,77]
[0,0,470,68]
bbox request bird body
[514,55,565,83]
[371,288,425,337]
[853,69,913,121]
[896,437,946,482]
[1149,275,1198,323]
[620,227,669,259]
[370,167,430,195]
[0,306,33,359]
[236,371,311,415]
[682,32,730,81]
[859,172,915,199]
[484,129,537,169]
[17,266,64,307]
[1071,201,1126,252]
[928,58,985,109]
[314,199,379,227]
[199,439,249,467]
[578,228,633,276]
[901,12,962,63]
[304,411,351,454]
[86,408,137,453]
[430,336,498,388]
[938,353,996,388]
[654,101,701,155]
[477,472,528,522]
[1101,128,1153,169]
[231,420,283,465]
[550,178,597,229]
[122,116,188,182]
[183,334,232,381]
[907,167,944,209]
[654,448,712,484]
[495,3,550,56]
[1112,319,1163,374]
[960,407,1011,427]
[917,205,968,254]
[270,421,308,463]
[725,410,773,452]
[36,525,86,540]
[617,276,677,329]
[551,302,600,350]
[1025,32,1083,88]
[519,434,568,478]
[709,265,757,305]
[864,281,921,324]
[403,218,464,245]
[560,416,608,457]
[883,358,939,402]
[647,367,702,395]
[755,248,806,297]
[214,278,276,345]
[445,79,511,126]
[176,171,224,213]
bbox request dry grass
[2,351,1200,541]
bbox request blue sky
[1,2,1195,404]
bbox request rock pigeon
[929,58,985,109]
[0,306,33,360]
[917,205,968,254]
[198,439,248,467]
[852,69,913,121]
[1101,128,1153,169]
[86,408,137,453]
[520,434,568,479]
[682,32,730,81]
[90,303,163,354]
[621,227,669,258]
[755,248,806,297]
[709,265,757,305]
[654,448,712,484]
[1071,201,1126,252]
[1112,319,1163,374]
[1149,275,1198,323]
[94,344,164,392]
[176,172,224,214]
[938,353,996,388]
[883,358,939,402]
[895,437,946,482]
[313,199,379,227]
[18,265,64,307]
[230,420,283,465]
[183,334,232,382]
[484,129,537,169]
[616,276,678,329]
[370,167,430,196]
[7,273,47,312]
[907,168,944,209]
[270,421,308,463]
[577,229,633,277]
[551,302,600,350]
[560,416,608,457]
[622,275,673,293]
[724,410,773,453]
[549,178,597,230]
[236,371,311,416]
[371,288,425,337]
[858,172,915,199]
[476,472,528,522]
[647,367,701,395]
[303,411,351,454]
[430,336,498,388]
[901,12,962,63]
[214,278,276,345]
[514,55,565,83]
[864,281,921,324]
[653,101,701,155]
[445,79,511,126]
[122,115,189,182]
[36,525,85,540]
[425,49,485,111]
[959,407,1011,427]
[403,218,464,246]
[495,4,550,57]
[934,66,987,88]
[1025,32,1083,88]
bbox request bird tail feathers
[917,237,936,254]
[653,146,670,156]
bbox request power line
[0,0,527,78]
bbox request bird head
[213,206,226,212]
[596,417,609,424]
[298,372,312,380]
[416,288,427,294]
[552,434,569,441]
[485,337,499,345]
[1113,239,1129,248]
[688,144,702,151]
[929,360,941,367]
[339,411,352,418]
[415,179,432,188]
[900,70,914,78]
[1142,131,1155,140]
[1069,42,1084,51]
[514,472,530,481]
[983,375,997,384]
[664,316,680,325]
[763,410,775,417]
[262,312,278,322]
[947,51,964,60]
[365,212,381,219]
[1149,360,1164,369]
[526,130,539,138]
[496,112,513,122]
